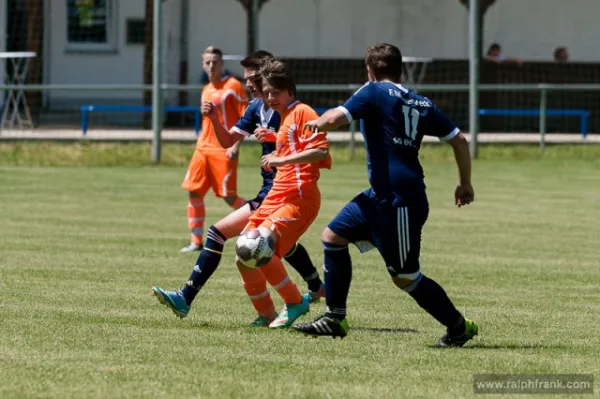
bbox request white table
[402,56,433,85]
[0,52,37,131]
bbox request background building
[1,0,599,130]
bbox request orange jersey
[244,102,331,257]
[270,101,331,198]
[197,76,248,150]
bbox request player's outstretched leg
[283,243,325,303]
[237,262,278,327]
[392,273,478,347]
[153,225,227,317]
[253,256,309,329]
[294,234,352,338]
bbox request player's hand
[254,127,277,143]
[201,101,217,120]
[260,153,274,172]
[303,120,319,132]
[226,146,239,160]
[455,183,474,207]
[261,153,283,171]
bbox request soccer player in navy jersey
[153,51,324,327]
[294,43,478,347]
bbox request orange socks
[187,198,205,245]
[258,256,303,305]
[237,263,276,318]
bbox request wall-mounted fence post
[151,0,163,163]
[539,87,547,152]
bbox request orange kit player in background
[180,46,249,252]
[235,60,332,328]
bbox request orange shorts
[243,186,321,258]
[181,148,238,197]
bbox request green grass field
[1,143,599,398]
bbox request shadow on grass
[352,326,420,334]
[429,343,567,350]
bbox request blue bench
[80,105,201,135]
[79,106,590,138]
[478,108,590,138]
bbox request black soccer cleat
[293,315,349,339]
[435,318,479,347]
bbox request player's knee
[212,216,242,238]
[391,271,423,292]
[212,220,227,235]
[321,227,349,246]
[206,225,229,242]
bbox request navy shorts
[248,184,272,211]
[328,188,429,276]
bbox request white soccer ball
[235,227,276,268]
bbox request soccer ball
[235,227,276,268]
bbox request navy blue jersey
[338,82,459,204]
[231,98,280,188]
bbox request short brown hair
[365,43,403,82]
[260,60,296,96]
[240,50,274,70]
[203,46,223,59]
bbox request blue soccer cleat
[152,286,190,318]
[269,295,310,329]
[303,283,326,304]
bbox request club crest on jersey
[393,137,417,148]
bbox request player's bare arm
[225,136,244,160]
[304,108,350,132]
[447,132,474,207]
[201,101,231,148]
[261,147,328,171]
[202,101,243,149]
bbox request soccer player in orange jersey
[236,60,332,328]
[180,46,249,252]
[152,52,325,328]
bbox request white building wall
[184,0,598,61]
[37,0,600,110]
[258,0,468,59]
[47,0,144,107]
[186,0,246,106]
[162,0,182,104]
[485,0,600,61]
[46,0,182,108]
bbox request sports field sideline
[0,128,599,144]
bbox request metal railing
[1,83,599,160]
